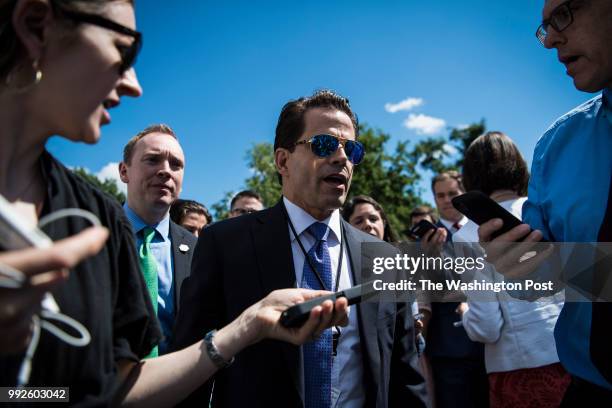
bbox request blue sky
[48,0,590,210]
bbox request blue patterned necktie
[302,222,332,408]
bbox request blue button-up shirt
[522,88,612,389]
[124,205,175,354]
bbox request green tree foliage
[210,143,282,221]
[211,191,233,221]
[72,167,126,203]
[449,119,487,169]
[410,119,486,174]
[244,143,282,207]
[348,125,424,236]
[408,137,451,175]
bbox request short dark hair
[274,89,359,184]
[462,131,529,197]
[409,205,439,224]
[123,124,177,165]
[230,190,262,210]
[431,170,464,194]
[170,199,212,225]
[342,195,397,242]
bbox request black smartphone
[279,281,377,328]
[408,219,438,240]
[451,191,535,239]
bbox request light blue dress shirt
[522,88,612,389]
[124,205,175,355]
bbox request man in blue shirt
[119,124,197,355]
[479,0,612,403]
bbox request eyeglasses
[230,208,258,216]
[55,7,142,74]
[535,0,577,45]
[294,134,365,165]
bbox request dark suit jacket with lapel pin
[424,221,487,408]
[172,201,427,407]
[168,221,197,318]
[425,221,484,361]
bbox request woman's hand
[0,226,108,354]
[455,302,469,317]
[217,288,349,358]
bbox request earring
[32,59,42,85]
[5,59,43,92]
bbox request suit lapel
[170,222,190,310]
[252,200,302,402]
[342,221,381,400]
[253,201,297,293]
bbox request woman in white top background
[454,131,569,408]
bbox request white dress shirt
[439,215,467,235]
[283,197,365,408]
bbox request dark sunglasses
[294,134,365,165]
[56,7,142,74]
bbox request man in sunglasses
[479,0,612,404]
[173,90,427,407]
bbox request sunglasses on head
[55,7,142,75]
[294,134,365,165]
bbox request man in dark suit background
[173,90,426,407]
[119,124,197,355]
[420,171,488,407]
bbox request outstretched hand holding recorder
[280,281,377,328]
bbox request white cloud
[443,143,459,155]
[456,124,470,130]
[97,162,127,194]
[384,97,424,113]
[403,113,446,135]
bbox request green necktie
[139,226,159,358]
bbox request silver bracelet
[204,330,235,369]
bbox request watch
[204,330,235,369]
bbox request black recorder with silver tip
[280,281,378,328]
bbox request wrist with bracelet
[204,329,235,369]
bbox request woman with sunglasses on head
[0,1,348,406]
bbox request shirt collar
[283,196,342,244]
[123,203,170,240]
[603,88,612,125]
[439,216,467,232]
